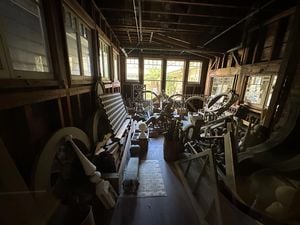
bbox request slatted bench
[94,92,134,192]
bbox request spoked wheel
[206,90,238,116]
[141,90,160,111]
[185,96,206,112]
[167,94,186,110]
[33,127,92,218]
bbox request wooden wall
[204,7,300,129]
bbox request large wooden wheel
[33,127,91,197]
[167,94,186,110]
[89,109,111,145]
[185,96,206,112]
[141,90,160,112]
[207,90,238,115]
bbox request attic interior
[0,0,300,224]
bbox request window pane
[65,10,80,75]
[99,39,110,79]
[244,75,271,106]
[211,76,234,96]
[113,51,119,81]
[126,58,139,80]
[80,25,92,76]
[166,60,185,95]
[266,76,277,107]
[188,61,202,83]
[144,59,162,94]
[0,0,50,72]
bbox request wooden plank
[57,98,65,127]
[209,67,241,76]
[264,6,300,127]
[0,85,93,110]
[0,139,47,225]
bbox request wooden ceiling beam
[111,25,216,33]
[109,19,227,28]
[143,0,247,9]
[101,8,240,20]
[152,35,191,49]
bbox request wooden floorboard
[109,136,202,225]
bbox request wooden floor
[110,136,201,225]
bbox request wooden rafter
[101,8,240,20]
[142,0,247,9]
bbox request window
[64,7,92,77]
[144,59,162,94]
[211,76,235,96]
[99,39,110,80]
[126,58,139,81]
[265,76,277,108]
[113,50,119,81]
[166,60,185,95]
[188,61,202,83]
[0,0,51,78]
[244,75,272,108]
[80,24,92,76]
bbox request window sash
[0,0,52,78]
[210,76,235,96]
[64,6,92,77]
[126,58,139,81]
[243,75,272,108]
[99,39,110,80]
[188,61,202,83]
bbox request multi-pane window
[80,24,92,76]
[144,59,162,94]
[188,61,202,83]
[244,75,272,108]
[166,60,185,95]
[65,10,80,75]
[0,0,51,78]
[211,76,235,96]
[113,50,119,81]
[126,58,139,81]
[64,7,92,77]
[99,39,110,80]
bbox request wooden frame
[63,5,94,81]
[0,0,54,81]
[98,37,112,82]
[187,60,203,84]
[175,149,223,225]
[125,57,140,82]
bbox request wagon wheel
[185,96,206,112]
[167,94,186,110]
[89,109,111,146]
[141,90,160,111]
[33,127,92,217]
[207,90,238,115]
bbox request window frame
[64,5,93,80]
[0,0,53,80]
[143,58,163,94]
[98,37,111,81]
[113,48,120,82]
[242,74,276,110]
[125,57,140,82]
[165,59,186,95]
[210,75,235,96]
[187,60,203,84]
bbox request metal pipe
[132,0,140,42]
[203,0,277,47]
[124,47,222,54]
[149,32,153,43]
[138,0,143,42]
